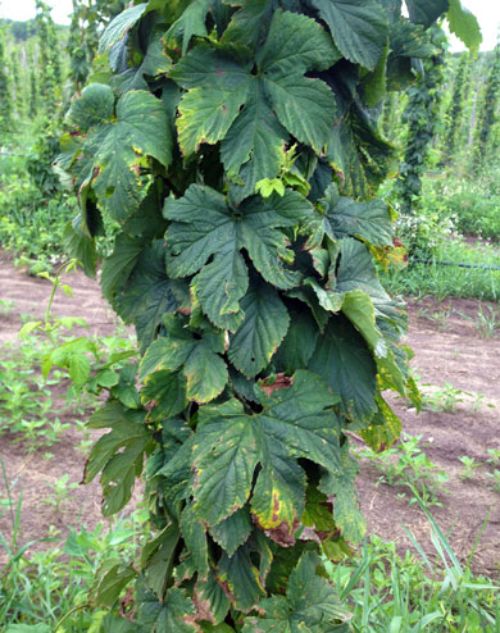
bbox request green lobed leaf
[75,89,173,222]
[172,11,337,170]
[172,47,251,156]
[446,0,482,53]
[139,316,228,404]
[221,78,287,201]
[93,562,136,608]
[228,280,290,378]
[405,0,448,27]
[141,524,181,598]
[210,507,254,557]
[334,238,389,302]
[274,308,319,375]
[310,0,389,70]
[320,183,393,247]
[319,444,366,543]
[101,234,145,301]
[341,289,406,394]
[138,585,198,632]
[164,185,312,330]
[114,241,187,352]
[265,75,336,154]
[141,371,187,419]
[180,502,209,579]
[242,551,350,631]
[256,9,341,77]
[217,544,266,613]
[99,3,148,54]
[66,83,114,131]
[166,0,212,55]
[309,317,377,423]
[192,371,340,531]
[116,32,173,92]
[84,401,152,516]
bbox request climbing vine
[396,26,447,216]
[442,51,471,164]
[473,43,500,170]
[67,0,127,93]
[62,1,480,629]
[0,26,13,135]
[35,0,62,113]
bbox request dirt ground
[0,252,499,576]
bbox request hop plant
[62,0,480,629]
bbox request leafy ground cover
[0,257,498,630]
[420,168,500,242]
[0,135,76,274]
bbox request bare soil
[1,254,499,576]
[357,297,500,577]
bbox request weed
[486,448,500,467]
[0,267,136,449]
[0,299,15,316]
[475,305,499,339]
[358,434,448,507]
[458,456,481,481]
[416,306,453,330]
[43,474,79,513]
[326,489,498,632]
[421,382,467,413]
[487,470,500,494]
[0,458,146,629]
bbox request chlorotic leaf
[61,0,449,624]
[84,401,152,516]
[79,89,173,222]
[99,4,148,54]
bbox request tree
[63,1,480,628]
[0,26,12,135]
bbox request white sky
[0,0,498,51]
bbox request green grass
[328,514,499,632]
[382,238,500,301]
[2,480,497,632]
[0,461,146,630]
